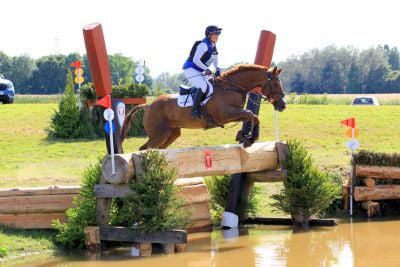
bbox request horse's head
[261,67,286,112]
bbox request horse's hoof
[243,138,253,148]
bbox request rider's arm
[193,42,210,71]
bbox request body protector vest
[183,38,218,71]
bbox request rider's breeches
[184,68,212,94]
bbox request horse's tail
[121,104,146,143]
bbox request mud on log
[102,141,280,184]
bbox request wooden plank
[174,177,204,187]
[0,186,80,197]
[102,141,279,184]
[0,213,67,229]
[246,170,286,183]
[94,184,132,198]
[179,184,210,205]
[0,194,77,214]
[275,142,289,170]
[355,165,400,179]
[99,227,187,244]
[354,185,400,201]
[96,175,112,227]
[245,217,336,226]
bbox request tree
[29,55,69,94]
[7,54,36,93]
[47,69,80,138]
[388,47,400,70]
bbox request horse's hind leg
[159,128,181,149]
[145,126,172,149]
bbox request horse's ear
[272,66,278,74]
[277,68,283,74]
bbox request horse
[121,64,286,150]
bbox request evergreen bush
[113,150,191,233]
[52,160,101,248]
[271,139,337,228]
[47,69,81,139]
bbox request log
[246,170,286,183]
[187,219,213,232]
[102,141,279,184]
[94,183,210,206]
[174,177,204,187]
[245,217,336,226]
[363,177,376,188]
[0,194,77,214]
[354,185,400,201]
[185,203,211,221]
[361,201,380,217]
[0,186,80,197]
[355,165,400,179]
[342,184,350,211]
[0,213,67,229]
[99,227,187,244]
[101,154,134,184]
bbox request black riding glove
[215,68,222,77]
[204,69,212,75]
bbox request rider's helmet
[205,25,222,37]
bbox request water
[13,218,400,266]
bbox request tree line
[278,45,400,94]
[0,52,153,94]
[1,44,399,95]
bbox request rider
[182,25,222,119]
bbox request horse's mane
[220,64,271,78]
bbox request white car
[351,96,380,106]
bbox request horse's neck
[223,70,265,91]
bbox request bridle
[215,71,282,103]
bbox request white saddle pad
[177,87,213,108]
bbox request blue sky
[2,0,399,76]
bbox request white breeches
[184,68,213,94]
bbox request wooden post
[84,226,101,252]
[361,200,380,217]
[222,31,276,228]
[83,23,123,155]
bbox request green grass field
[1,103,400,187]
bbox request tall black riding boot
[190,89,205,119]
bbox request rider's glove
[204,69,212,75]
[215,68,222,77]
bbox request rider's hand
[204,69,212,75]
[215,68,222,77]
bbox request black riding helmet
[205,25,222,37]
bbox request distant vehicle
[0,75,15,104]
[351,96,380,106]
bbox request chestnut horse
[121,64,286,150]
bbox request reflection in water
[14,218,400,267]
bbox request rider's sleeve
[213,55,219,69]
[193,42,209,71]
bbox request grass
[13,94,62,104]
[0,226,55,262]
[1,103,400,186]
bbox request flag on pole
[70,60,81,68]
[96,95,111,109]
[340,117,355,128]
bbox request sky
[1,0,399,76]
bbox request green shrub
[113,150,191,233]
[52,160,101,248]
[0,247,8,258]
[205,175,261,225]
[271,139,337,226]
[320,172,345,216]
[47,69,81,139]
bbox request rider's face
[210,34,220,43]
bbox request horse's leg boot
[190,89,205,119]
